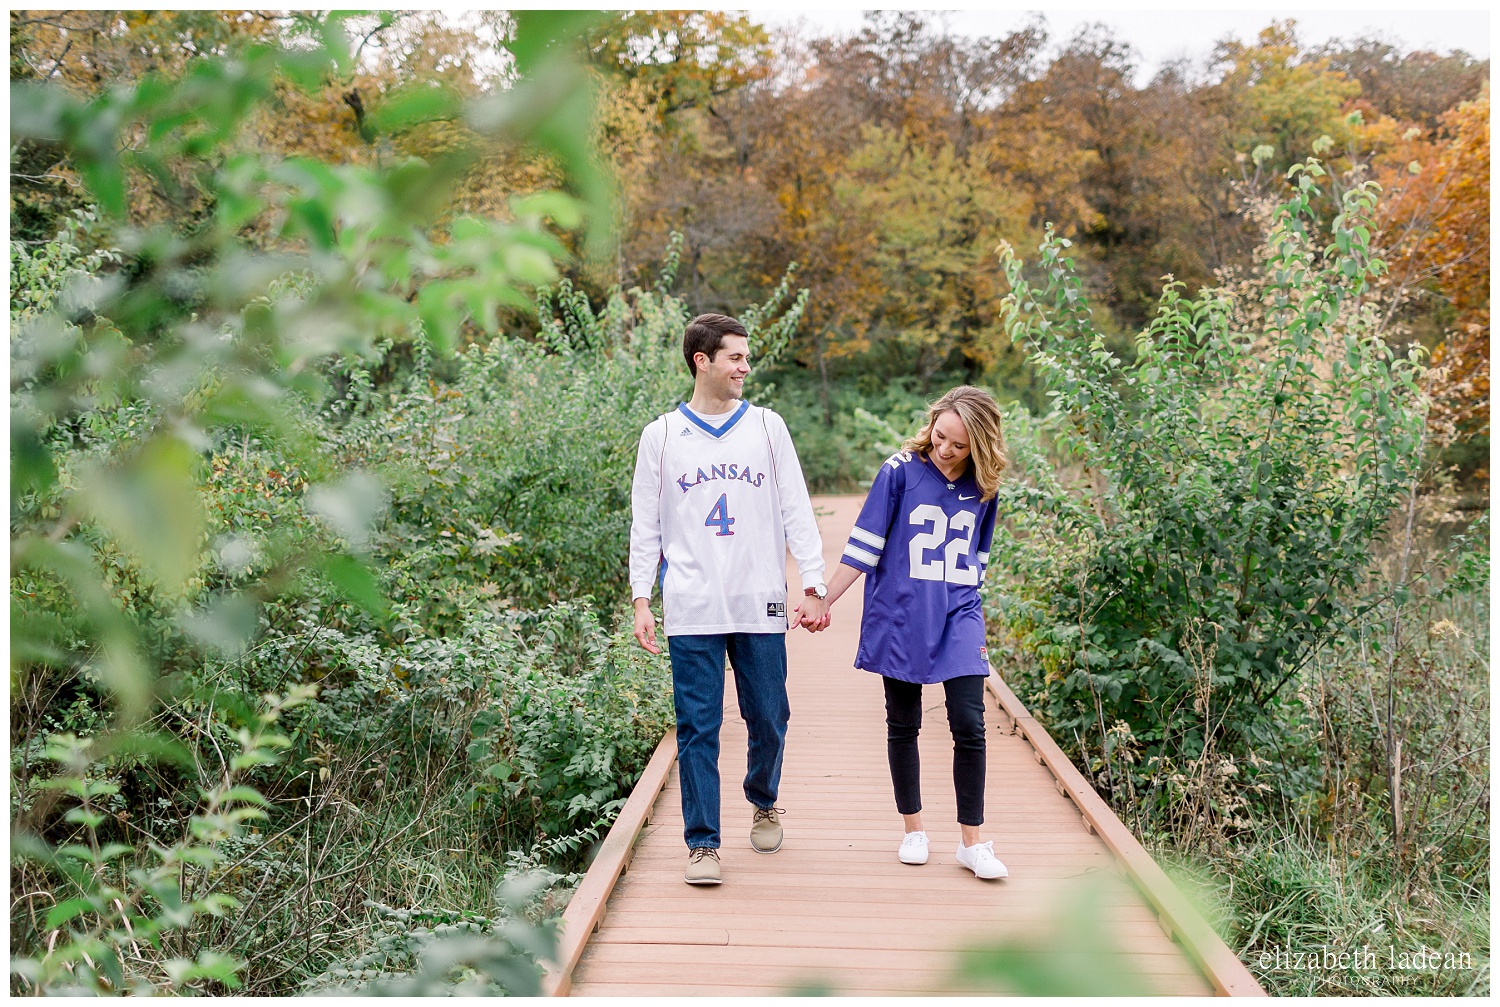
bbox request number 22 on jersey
[907,504,978,584]
[704,493,736,537]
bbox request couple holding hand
[629,313,1009,886]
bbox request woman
[821,386,1009,879]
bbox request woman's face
[930,409,971,474]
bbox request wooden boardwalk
[550,496,1263,996]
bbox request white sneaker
[898,830,929,865]
[956,840,1008,879]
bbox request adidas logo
[679,427,693,436]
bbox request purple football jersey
[841,451,998,684]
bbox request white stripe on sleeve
[843,543,881,567]
[849,525,886,550]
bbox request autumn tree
[753,15,1045,390]
[991,26,1216,327]
[9,10,284,238]
[1319,37,1487,129]
[1374,91,1490,448]
[1203,21,1362,176]
[577,11,779,299]
[834,127,1034,382]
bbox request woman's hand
[794,594,829,631]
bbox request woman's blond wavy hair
[902,385,1009,501]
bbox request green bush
[338,238,808,622]
[986,160,1429,814]
[754,365,944,493]
[290,602,673,846]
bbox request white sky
[743,5,1492,85]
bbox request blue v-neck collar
[918,452,975,493]
[678,400,750,438]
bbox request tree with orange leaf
[1375,90,1489,446]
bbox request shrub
[339,237,808,621]
[986,159,1429,815]
[10,689,314,995]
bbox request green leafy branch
[11,687,316,995]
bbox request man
[629,312,828,886]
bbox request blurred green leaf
[508,11,603,74]
[181,593,262,658]
[503,243,560,286]
[44,898,96,931]
[11,423,59,502]
[12,538,153,719]
[314,553,389,619]
[305,472,386,552]
[511,191,584,231]
[958,885,1151,995]
[9,79,76,137]
[78,433,205,596]
[108,730,195,769]
[369,83,463,134]
[219,786,270,806]
[417,282,462,355]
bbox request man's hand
[794,594,830,632]
[633,598,661,654]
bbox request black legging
[883,674,987,827]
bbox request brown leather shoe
[750,806,784,853]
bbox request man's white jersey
[629,401,825,636]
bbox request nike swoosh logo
[959,494,976,501]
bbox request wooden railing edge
[542,731,677,997]
[985,669,1268,998]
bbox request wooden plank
[593,920,1187,948]
[626,834,1112,852]
[624,850,1115,866]
[594,902,1166,926]
[542,733,676,997]
[579,942,1208,974]
[610,864,1119,885]
[572,976,1217,997]
[646,814,1105,829]
[594,927,731,946]
[585,900,1158,924]
[608,860,1122,884]
[604,880,1137,903]
[573,978,1214,997]
[572,961,1215,996]
[985,672,1266,997]
[588,935,1199,968]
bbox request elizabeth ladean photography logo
[1259,944,1475,972]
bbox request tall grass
[1152,512,1491,996]
[1161,830,1489,995]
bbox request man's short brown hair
[683,313,749,376]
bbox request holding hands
[799,565,860,633]
[794,593,830,632]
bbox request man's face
[696,334,751,400]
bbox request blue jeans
[667,633,789,849]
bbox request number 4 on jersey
[705,493,736,536]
